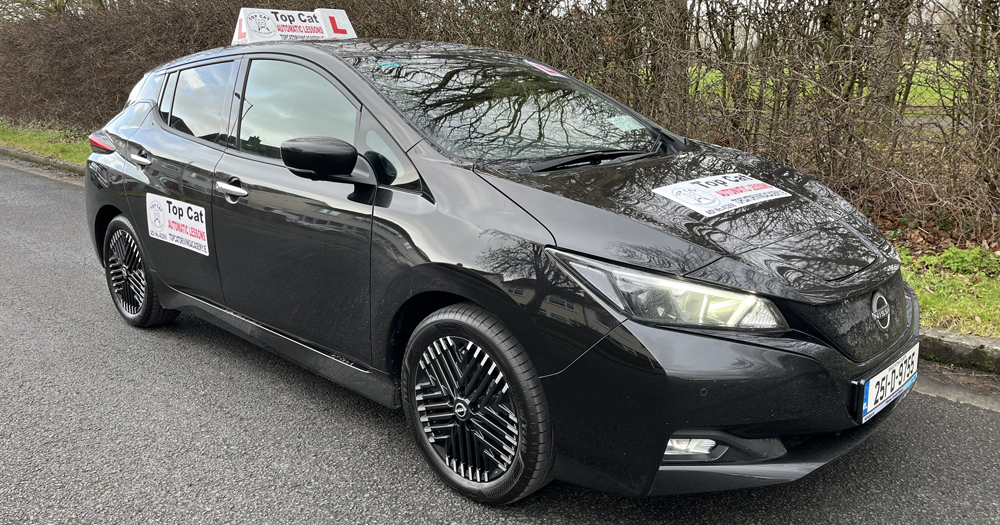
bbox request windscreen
[353,56,658,163]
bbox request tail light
[89,130,115,154]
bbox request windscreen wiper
[518,132,667,173]
[517,149,652,173]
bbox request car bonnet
[475,140,901,304]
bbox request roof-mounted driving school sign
[231,8,356,45]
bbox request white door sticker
[653,173,791,217]
[146,193,209,256]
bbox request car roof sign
[231,8,357,46]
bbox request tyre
[102,214,179,327]
[401,303,554,504]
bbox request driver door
[211,56,373,364]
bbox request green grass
[688,62,969,117]
[0,120,90,166]
[901,246,1000,338]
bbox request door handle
[216,179,248,200]
[130,152,151,166]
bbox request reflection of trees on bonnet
[476,231,574,316]
[605,240,721,278]
[356,57,653,161]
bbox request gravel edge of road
[3,152,998,375]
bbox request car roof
[309,38,519,59]
[154,38,522,73]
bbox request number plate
[857,343,919,423]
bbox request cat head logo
[247,13,277,37]
[672,187,720,208]
[149,201,165,232]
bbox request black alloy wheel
[402,303,553,504]
[415,334,519,482]
[103,215,178,327]
[107,227,146,316]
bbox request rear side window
[238,59,357,160]
[127,73,164,106]
[106,102,153,151]
[126,76,145,106]
[168,62,234,143]
[135,73,164,104]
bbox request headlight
[549,249,788,330]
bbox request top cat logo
[149,200,165,232]
[246,12,277,37]
[671,187,720,208]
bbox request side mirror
[280,137,366,183]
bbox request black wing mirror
[280,137,371,184]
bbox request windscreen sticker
[652,174,791,218]
[146,193,209,256]
[606,115,645,132]
[525,60,564,77]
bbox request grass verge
[901,246,1000,338]
[0,120,90,166]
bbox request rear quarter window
[105,102,153,151]
[126,76,145,106]
[131,73,164,105]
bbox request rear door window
[238,59,357,160]
[167,62,234,143]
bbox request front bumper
[540,286,920,497]
[647,389,908,495]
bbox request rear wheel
[103,214,178,327]
[401,303,554,504]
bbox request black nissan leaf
[85,39,920,504]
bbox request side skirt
[157,277,400,409]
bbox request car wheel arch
[384,290,468,385]
[94,204,125,266]
[375,264,545,385]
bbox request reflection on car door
[211,57,373,364]
[124,60,238,305]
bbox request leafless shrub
[0,0,997,238]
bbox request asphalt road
[2,162,999,524]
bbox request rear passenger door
[124,59,239,305]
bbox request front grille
[784,272,910,361]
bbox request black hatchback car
[85,39,919,504]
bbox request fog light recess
[664,438,717,455]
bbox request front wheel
[401,303,554,504]
[102,214,178,327]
